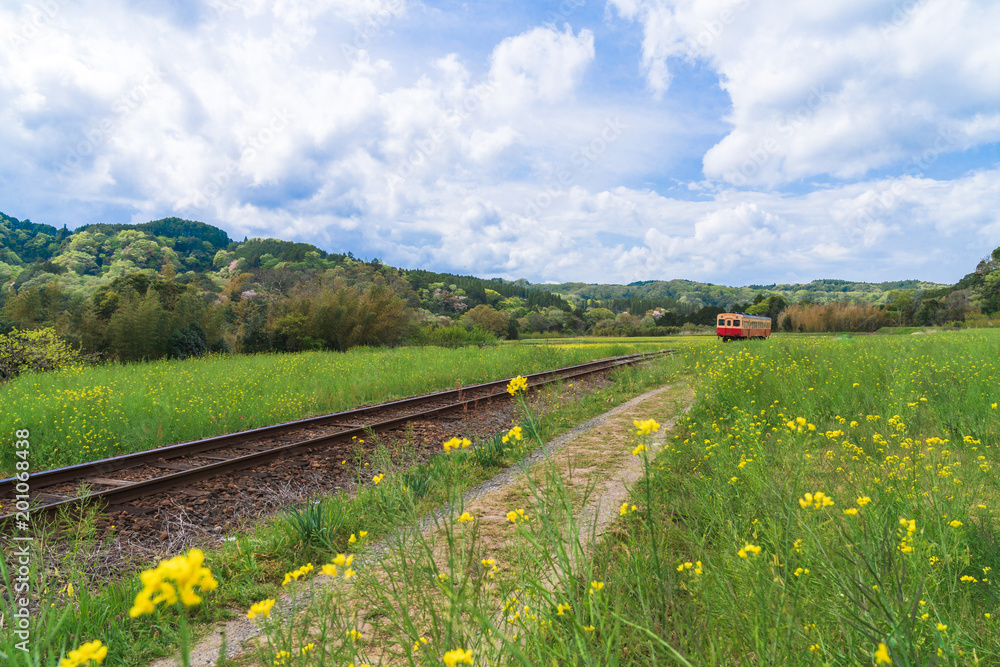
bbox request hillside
[2,209,998,363]
[526,277,947,312]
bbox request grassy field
[0,353,686,667]
[5,331,998,666]
[0,342,674,476]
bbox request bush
[414,325,498,348]
[0,327,83,382]
[166,322,208,359]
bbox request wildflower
[348,530,368,544]
[793,568,810,576]
[507,375,528,395]
[589,581,605,594]
[443,648,474,666]
[556,603,571,616]
[412,637,429,651]
[272,650,291,666]
[129,549,218,617]
[458,511,475,522]
[949,520,963,528]
[247,599,276,619]
[443,437,462,452]
[620,502,629,516]
[875,642,892,664]
[332,553,354,568]
[677,562,693,572]
[344,567,356,579]
[632,443,647,456]
[281,563,314,586]
[438,572,449,582]
[481,558,496,567]
[634,418,660,435]
[809,644,820,652]
[346,629,362,641]
[58,640,108,667]
[507,426,523,441]
[960,575,978,583]
[738,543,761,558]
[798,491,834,509]
[857,496,872,506]
[506,508,528,524]
[583,625,595,632]
[372,473,384,484]
[844,508,859,516]
[300,643,315,655]
[321,564,339,577]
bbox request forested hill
[526,277,948,313]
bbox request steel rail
[1,350,670,518]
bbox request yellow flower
[481,558,496,567]
[372,473,384,484]
[937,623,947,632]
[507,375,528,395]
[332,553,354,568]
[844,508,859,516]
[443,437,462,452]
[620,502,629,516]
[556,603,571,616]
[300,643,315,655]
[247,598,276,619]
[583,625,595,632]
[809,644,820,652]
[589,581,604,593]
[875,642,892,664]
[798,491,834,509]
[506,508,528,523]
[58,640,108,667]
[129,549,218,617]
[346,629,362,641]
[857,496,872,506]
[507,426,523,441]
[272,650,291,666]
[281,563,314,586]
[321,564,338,577]
[633,418,660,435]
[458,511,475,522]
[738,543,761,559]
[632,443,647,456]
[443,648,474,666]
[949,520,963,528]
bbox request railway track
[1,350,672,520]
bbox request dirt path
[149,380,692,667]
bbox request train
[716,312,772,341]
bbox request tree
[0,327,82,381]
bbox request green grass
[0,342,671,476]
[0,354,686,667]
[578,328,1000,664]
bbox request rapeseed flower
[507,375,528,395]
[443,648,474,666]
[58,640,108,667]
[458,511,475,522]
[247,598,275,619]
[129,549,218,617]
[875,643,892,664]
[634,418,660,435]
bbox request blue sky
[2,0,999,285]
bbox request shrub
[0,327,83,382]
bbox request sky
[1,0,999,286]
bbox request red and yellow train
[716,313,771,341]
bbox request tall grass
[0,342,663,475]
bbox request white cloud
[488,25,595,109]
[610,0,1000,185]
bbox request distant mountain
[522,277,948,313]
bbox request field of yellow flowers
[0,342,661,476]
[4,331,998,666]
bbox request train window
[726,319,732,326]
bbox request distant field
[0,342,670,476]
